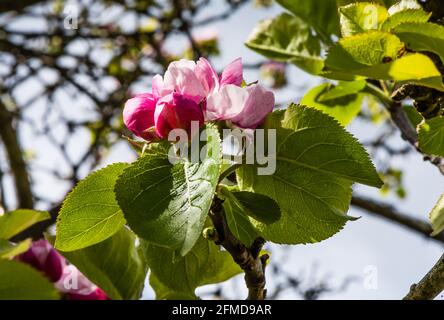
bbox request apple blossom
[123,57,275,140]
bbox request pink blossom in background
[123,57,275,140]
[17,239,64,283]
[17,240,110,300]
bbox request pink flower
[17,239,64,283]
[123,57,274,139]
[155,93,204,138]
[206,84,275,129]
[123,93,157,141]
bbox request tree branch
[0,98,33,209]
[209,196,268,300]
[364,83,444,174]
[404,253,444,300]
[351,195,444,245]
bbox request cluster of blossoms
[17,240,108,300]
[123,58,275,140]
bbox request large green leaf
[0,260,59,300]
[418,116,444,157]
[0,238,32,259]
[59,227,147,300]
[339,2,388,36]
[55,163,129,252]
[0,210,50,240]
[115,124,221,256]
[325,31,444,91]
[393,22,444,64]
[245,13,324,75]
[143,235,242,299]
[237,104,382,244]
[301,82,364,126]
[276,0,341,39]
[430,194,444,236]
[219,186,261,246]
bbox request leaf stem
[218,163,242,183]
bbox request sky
[2,0,443,300]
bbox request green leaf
[339,2,388,36]
[115,124,221,256]
[393,22,444,64]
[245,13,324,75]
[55,163,129,252]
[0,238,32,259]
[362,53,444,91]
[0,210,50,240]
[143,235,242,299]
[326,31,404,70]
[276,0,341,38]
[59,227,147,300]
[404,105,423,127]
[337,0,396,6]
[218,186,261,246]
[0,260,59,300]
[430,194,444,236]
[237,104,382,245]
[149,273,198,300]
[325,31,444,91]
[301,82,364,126]
[318,80,367,101]
[418,116,444,157]
[230,191,281,225]
[381,9,431,31]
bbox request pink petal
[17,240,65,283]
[123,93,157,139]
[220,58,243,87]
[195,57,219,95]
[152,74,170,98]
[231,84,275,129]
[205,84,249,121]
[163,60,205,102]
[173,93,204,131]
[155,93,204,138]
[154,94,178,138]
[44,249,65,283]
